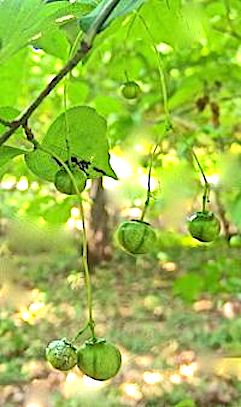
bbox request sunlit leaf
[25,106,117,182]
[0,146,26,167]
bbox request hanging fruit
[121,81,141,99]
[77,338,121,381]
[46,338,77,371]
[117,219,156,254]
[187,211,221,242]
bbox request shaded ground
[0,233,241,407]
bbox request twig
[192,149,210,212]
[0,0,122,147]
[140,144,159,221]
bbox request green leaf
[67,79,89,105]
[79,0,146,33]
[173,274,204,302]
[0,0,93,63]
[25,106,117,182]
[0,50,27,106]
[32,26,70,60]
[131,0,206,50]
[0,146,26,167]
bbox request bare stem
[192,149,210,212]
[0,0,122,147]
[141,144,159,221]
[136,13,170,122]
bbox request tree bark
[88,178,112,268]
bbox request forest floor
[0,233,241,407]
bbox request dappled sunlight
[120,382,143,402]
[16,177,29,191]
[222,301,241,319]
[143,370,164,384]
[62,371,107,398]
[109,154,133,180]
[161,261,177,272]
[25,402,44,407]
[18,301,47,325]
[193,299,213,312]
[179,362,198,379]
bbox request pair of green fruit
[117,211,221,255]
[46,337,121,381]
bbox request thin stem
[26,130,96,340]
[0,0,122,147]
[124,70,129,82]
[192,149,210,212]
[63,32,83,167]
[79,199,96,340]
[72,322,89,343]
[141,144,159,221]
[123,13,137,81]
[136,13,170,122]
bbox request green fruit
[54,167,86,195]
[46,338,77,371]
[187,211,221,242]
[121,81,141,99]
[117,220,157,254]
[77,338,121,381]
[230,235,241,248]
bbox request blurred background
[1,0,241,406]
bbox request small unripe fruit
[117,220,157,254]
[54,167,86,195]
[77,338,121,381]
[187,211,221,242]
[121,81,141,99]
[229,235,241,248]
[46,338,77,371]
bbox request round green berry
[121,81,141,99]
[187,211,221,242]
[77,338,121,381]
[117,220,157,254]
[229,235,241,248]
[46,338,77,371]
[54,167,86,195]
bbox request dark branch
[0,0,122,147]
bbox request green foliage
[0,50,27,106]
[173,274,204,303]
[0,0,92,63]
